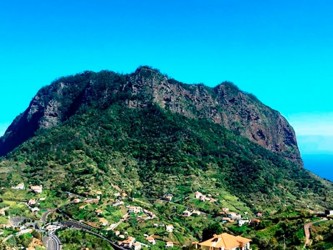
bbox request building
[133,242,142,250]
[166,241,174,248]
[146,236,156,245]
[84,198,99,204]
[222,217,234,223]
[99,218,109,226]
[163,194,174,201]
[12,183,25,190]
[183,210,192,217]
[30,207,40,213]
[192,210,201,216]
[237,219,250,227]
[127,206,143,214]
[325,210,333,216]
[250,218,261,226]
[112,201,124,207]
[222,207,230,213]
[166,224,174,233]
[28,199,37,206]
[30,185,43,194]
[200,195,210,202]
[197,233,251,250]
[118,236,136,248]
[256,212,263,217]
[95,209,103,216]
[72,198,81,204]
[227,212,242,220]
[195,191,203,199]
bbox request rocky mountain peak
[0,67,301,164]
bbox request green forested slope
[3,103,331,211]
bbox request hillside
[0,66,332,249]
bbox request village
[0,183,332,250]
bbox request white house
[238,219,250,227]
[183,210,192,217]
[166,224,174,233]
[133,242,142,250]
[12,183,25,190]
[146,236,156,245]
[195,191,203,199]
[28,199,37,206]
[30,185,43,194]
[166,241,174,248]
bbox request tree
[202,222,223,241]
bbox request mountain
[0,66,332,249]
[0,66,300,164]
[1,65,331,205]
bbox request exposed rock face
[0,67,301,163]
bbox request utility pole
[283,234,286,250]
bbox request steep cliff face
[123,67,300,162]
[0,67,301,162]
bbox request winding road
[59,220,127,250]
[304,218,327,247]
[42,209,56,223]
[45,232,62,250]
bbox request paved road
[304,222,312,246]
[109,213,129,230]
[304,218,327,247]
[60,220,127,250]
[2,229,33,243]
[61,220,95,231]
[42,209,56,223]
[46,232,62,250]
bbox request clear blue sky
[1,0,333,156]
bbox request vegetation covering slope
[0,67,301,163]
[3,103,331,209]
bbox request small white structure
[133,242,142,250]
[30,185,43,194]
[222,207,230,213]
[99,218,109,226]
[118,236,135,248]
[95,209,103,215]
[31,207,40,213]
[163,194,173,201]
[195,191,203,199]
[112,201,124,207]
[127,206,143,214]
[192,210,201,216]
[183,210,192,217]
[46,224,61,232]
[72,198,81,204]
[166,241,174,248]
[28,199,37,206]
[238,219,250,227]
[227,212,242,220]
[166,224,174,233]
[146,236,156,245]
[12,183,25,190]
